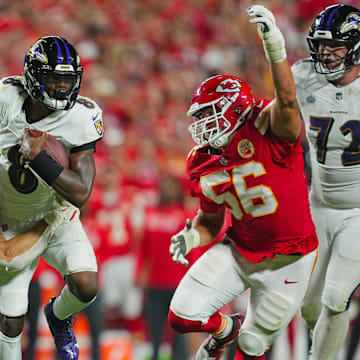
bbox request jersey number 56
[200,161,278,219]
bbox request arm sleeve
[70,140,97,154]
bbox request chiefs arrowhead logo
[216,79,243,92]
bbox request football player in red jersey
[168,5,318,360]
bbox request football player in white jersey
[0,36,103,360]
[291,4,360,360]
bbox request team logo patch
[94,119,103,136]
[26,42,48,64]
[216,79,243,92]
[306,95,316,103]
[336,92,343,100]
[237,139,254,158]
[341,12,360,33]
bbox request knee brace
[237,290,292,356]
[255,290,292,331]
[237,330,267,357]
[322,284,349,313]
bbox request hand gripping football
[27,129,69,168]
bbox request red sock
[234,344,265,360]
[168,309,224,334]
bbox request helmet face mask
[188,96,236,148]
[24,36,83,110]
[307,5,360,80]
[187,75,255,148]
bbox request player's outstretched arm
[247,5,301,141]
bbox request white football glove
[170,219,200,266]
[246,5,286,63]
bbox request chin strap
[321,62,348,81]
[210,106,252,149]
[42,91,69,110]
[210,125,238,148]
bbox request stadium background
[1,0,360,359]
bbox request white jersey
[0,76,103,224]
[292,59,360,209]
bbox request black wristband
[29,150,64,185]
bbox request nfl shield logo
[336,92,342,100]
[306,95,316,103]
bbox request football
[27,129,69,169]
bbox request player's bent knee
[322,285,349,313]
[66,271,98,302]
[301,297,322,325]
[170,290,206,320]
[301,305,319,330]
[0,315,25,337]
[238,331,267,357]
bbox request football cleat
[44,297,79,360]
[195,313,244,360]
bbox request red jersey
[135,204,192,288]
[186,99,317,263]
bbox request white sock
[213,314,234,339]
[309,307,349,360]
[53,285,95,320]
[0,332,22,360]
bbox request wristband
[29,150,64,185]
[185,227,201,254]
[191,228,201,249]
[262,28,287,63]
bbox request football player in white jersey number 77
[291,4,360,360]
[0,36,103,360]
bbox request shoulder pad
[74,96,104,138]
[252,99,272,135]
[1,76,23,87]
[0,76,26,104]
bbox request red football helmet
[187,75,255,148]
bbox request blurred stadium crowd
[1,0,360,359]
